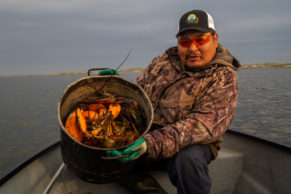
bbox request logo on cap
[187,14,199,23]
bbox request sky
[1,0,291,76]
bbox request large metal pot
[57,71,153,183]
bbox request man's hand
[98,69,120,76]
[106,138,147,162]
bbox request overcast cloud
[1,0,291,75]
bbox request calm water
[0,69,291,180]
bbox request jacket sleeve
[136,55,161,89]
[144,68,239,159]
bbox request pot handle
[87,68,109,76]
[101,154,131,160]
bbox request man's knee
[166,144,212,194]
[175,144,212,167]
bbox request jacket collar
[165,44,241,73]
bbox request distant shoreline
[0,68,145,77]
[241,63,291,69]
[1,64,291,77]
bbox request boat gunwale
[0,141,60,186]
[227,129,291,153]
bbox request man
[104,9,240,194]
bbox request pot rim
[57,74,154,151]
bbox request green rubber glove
[105,138,147,163]
[122,138,147,162]
[106,149,123,158]
[98,69,120,76]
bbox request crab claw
[109,103,121,119]
[65,111,84,142]
[88,103,105,112]
[77,108,91,137]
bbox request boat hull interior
[1,130,291,194]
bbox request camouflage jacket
[136,44,241,160]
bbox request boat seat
[208,147,243,194]
[149,147,244,194]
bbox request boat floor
[48,147,243,194]
[50,166,175,194]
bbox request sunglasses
[178,34,211,48]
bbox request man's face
[177,30,218,69]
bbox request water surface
[0,69,290,180]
